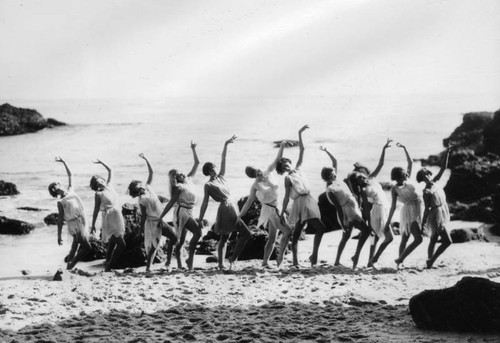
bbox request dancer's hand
[191,140,197,149]
[58,236,63,246]
[91,226,96,235]
[319,145,328,152]
[446,140,454,150]
[384,138,393,149]
[138,153,146,160]
[280,140,290,148]
[225,135,237,145]
[299,125,309,133]
[55,156,65,163]
[92,159,103,165]
[396,142,405,149]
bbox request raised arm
[266,141,287,173]
[158,187,181,225]
[219,135,237,177]
[187,141,200,178]
[55,157,72,189]
[433,143,453,183]
[396,143,412,178]
[139,153,153,185]
[197,185,210,227]
[319,146,337,171]
[296,125,309,169]
[238,186,257,219]
[94,159,113,185]
[370,138,392,178]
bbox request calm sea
[1,94,498,276]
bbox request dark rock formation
[448,198,495,223]
[44,213,60,226]
[227,226,278,261]
[0,216,35,235]
[80,236,106,262]
[0,180,19,196]
[17,207,47,212]
[237,196,262,228]
[449,227,485,243]
[273,140,299,148]
[409,277,500,332]
[0,103,66,136]
[313,192,341,233]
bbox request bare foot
[426,259,433,269]
[351,255,359,270]
[309,255,318,267]
[186,258,194,271]
[395,258,403,269]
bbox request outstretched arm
[187,141,200,178]
[433,143,453,183]
[266,141,287,173]
[319,146,337,171]
[383,187,398,230]
[397,143,413,178]
[158,187,181,225]
[55,157,72,189]
[57,202,64,246]
[197,185,210,227]
[370,138,392,178]
[94,159,113,185]
[139,153,153,185]
[219,135,237,177]
[296,125,309,169]
[238,186,257,219]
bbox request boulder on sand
[0,180,19,196]
[0,216,35,235]
[0,103,66,136]
[409,277,500,332]
[44,213,60,225]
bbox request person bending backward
[347,139,393,267]
[197,135,251,270]
[320,147,371,269]
[128,154,176,272]
[90,159,126,271]
[277,125,326,267]
[384,143,423,268]
[239,141,292,268]
[417,143,453,269]
[48,157,91,270]
[158,141,201,271]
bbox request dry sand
[1,222,500,342]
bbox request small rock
[53,269,63,281]
[21,270,31,276]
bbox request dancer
[90,159,126,271]
[128,154,171,272]
[158,141,201,271]
[384,143,423,268]
[197,135,251,270]
[417,143,453,269]
[48,157,91,270]
[239,141,292,268]
[347,139,393,267]
[277,125,325,267]
[320,147,371,269]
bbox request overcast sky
[1,0,499,100]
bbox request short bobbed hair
[416,168,432,183]
[276,158,292,175]
[202,162,215,176]
[48,182,59,198]
[90,175,103,191]
[321,167,336,181]
[128,180,142,198]
[245,166,257,178]
[391,167,406,181]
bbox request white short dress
[172,178,197,238]
[326,181,363,228]
[98,187,125,243]
[365,180,388,240]
[59,188,89,240]
[394,183,423,236]
[138,185,163,253]
[424,184,450,236]
[287,169,321,226]
[254,171,282,229]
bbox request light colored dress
[394,183,423,236]
[326,181,363,228]
[172,178,197,238]
[98,187,125,243]
[59,188,88,239]
[364,180,388,239]
[138,185,163,253]
[287,169,321,226]
[424,183,450,235]
[254,171,282,229]
[206,176,239,234]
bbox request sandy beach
[1,222,499,343]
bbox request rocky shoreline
[0,103,65,136]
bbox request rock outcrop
[0,103,65,136]
[0,181,19,196]
[409,277,500,332]
[0,216,35,235]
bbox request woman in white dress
[239,141,292,268]
[277,125,325,267]
[417,143,453,269]
[158,141,201,271]
[48,157,91,270]
[90,159,126,271]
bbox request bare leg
[184,217,202,271]
[263,222,277,267]
[67,234,91,270]
[371,228,394,264]
[368,235,379,268]
[277,222,292,267]
[66,236,79,270]
[162,224,177,268]
[398,233,409,261]
[107,235,126,271]
[228,220,251,265]
[352,220,370,269]
[176,229,187,269]
[427,228,451,268]
[291,222,305,266]
[146,247,157,272]
[217,234,229,269]
[334,227,352,266]
[395,222,422,266]
[308,218,325,266]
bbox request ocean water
[1,94,498,276]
